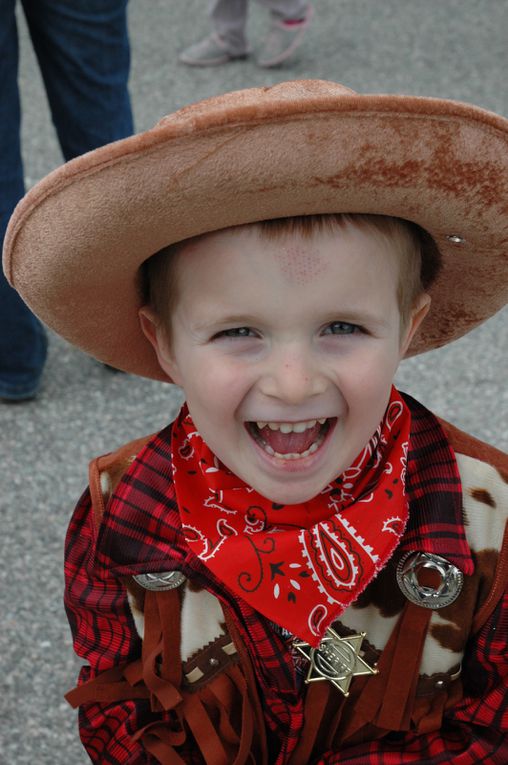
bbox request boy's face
[141,224,428,505]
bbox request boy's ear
[400,293,431,355]
[138,306,182,384]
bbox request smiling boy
[3,81,508,764]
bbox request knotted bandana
[172,387,411,646]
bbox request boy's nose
[259,347,328,405]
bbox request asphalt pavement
[1,1,507,762]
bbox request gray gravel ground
[1,1,507,762]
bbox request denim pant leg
[22,0,134,160]
[0,0,48,399]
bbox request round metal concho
[396,552,463,609]
[133,571,187,591]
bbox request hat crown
[156,80,356,130]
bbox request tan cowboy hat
[3,80,508,381]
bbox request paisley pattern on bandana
[172,387,411,646]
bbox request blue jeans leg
[0,0,133,399]
[0,0,47,400]
[22,0,133,159]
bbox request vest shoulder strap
[88,433,155,528]
[439,416,508,633]
[438,416,508,476]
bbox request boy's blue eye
[323,321,359,335]
[217,327,254,338]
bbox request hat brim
[4,80,508,381]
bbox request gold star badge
[294,627,378,697]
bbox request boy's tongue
[257,422,322,454]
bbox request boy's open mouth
[246,418,335,460]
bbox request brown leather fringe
[65,662,150,707]
[66,587,262,764]
[289,682,334,765]
[376,604,431,730]
[140,589,184,711]
[338,602,432,743]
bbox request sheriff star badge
[294,627,378,697]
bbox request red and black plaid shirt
[64,395,508,764]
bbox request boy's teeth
[256,419,319,433]
[262,440,322,460]
[273,441,321,459]
[249,418,332,458]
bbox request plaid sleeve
[64,489,152,764]
[315,593,508,765]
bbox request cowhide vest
[82,419,508,763]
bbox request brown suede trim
[88,432,154,526]
[416,664,462,698]
[438,417,508,633]
[472,520,508,634]
[183,632,239,691]
[438,417,508,478]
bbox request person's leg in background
[179,0,312,68]
[179,0,250,66]
[209,0,250,55]
[0,0,135,388]
[0,0,48,402]
[255,0,313,67]
[22,0,133,161]
[257,0,309,18]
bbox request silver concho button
[396,552,463,609]
[133,571,187,591]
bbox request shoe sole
[179,52,248,67]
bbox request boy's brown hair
[142,214,442,339]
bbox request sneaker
[256,5,314,68]
[179,33,248,67]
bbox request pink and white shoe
[179,33,248,67]
[256,5,314,68]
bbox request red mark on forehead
[275,244,325,285]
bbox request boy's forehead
[177,220,398,280]
[178,224,330,287]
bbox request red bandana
[172,387,411,646]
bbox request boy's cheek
[156,343,187,387]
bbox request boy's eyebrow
[190,313,261,330]
[322,309,393,328]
